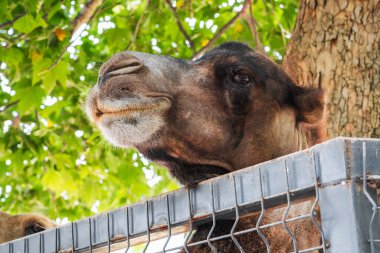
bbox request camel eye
[233,74,249,84]
[231,69,250,86]
[25,223,46,235]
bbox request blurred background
[0,0,297,222]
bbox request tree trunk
[282,0,380,138]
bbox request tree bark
[283,0,380,138]
[72,0,103,35]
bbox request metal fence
[1,137,380,253]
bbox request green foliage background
[0,0,297,222]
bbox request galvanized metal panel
[0,137,379,253]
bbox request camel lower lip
[95,98,171,119]
[99,106,158,116]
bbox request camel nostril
[100,54,143,77]
[96,108,104,117]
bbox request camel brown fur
[0,211,56,244]
[86,42,325,252]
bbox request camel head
[86,42,325,185]
[0,211,56,244]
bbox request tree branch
[0,14,27,29]
[188,0,194,18]
[243,1,264,53]
[165,0,195,51]
[4,33,27,49]
[72,0,103,35]
[192,0,250,60]
[0,100,19,113]
[34,109,40,131]
[39,0,104,76]
[127,0,151,50]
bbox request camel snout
[98,53,143,80]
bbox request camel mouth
[89,96,172,122]
[85,92,172,146]
[97,101,169,118]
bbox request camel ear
[294,88,325,124]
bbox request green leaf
[53,153,73,169]
[42,60,69,94]
[35,14,48,28]
[41,169,66,193]
[13,14,44,33]
[32,58,51,85]
[54,61,69,86]
[14,85,45,114]
[43,71,57,94]
[0,0,8,22]
[47,2,63,20]
[81,178,103,204]
[32,59,69,95]
[5,48,24,66]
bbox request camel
[86,42,326,252]
[0,211,56,244]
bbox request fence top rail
[1,137,379,253]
